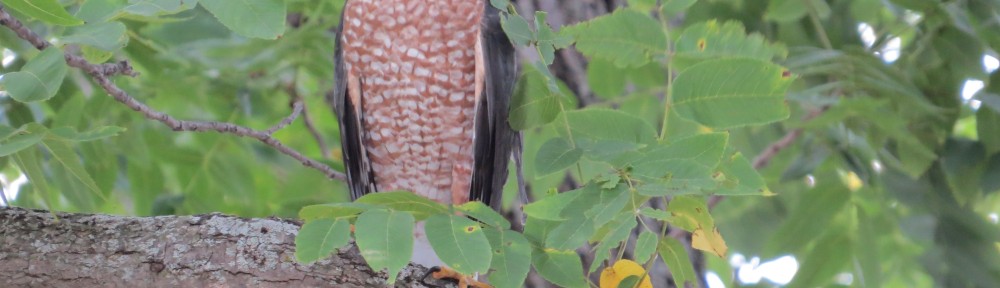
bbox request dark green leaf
[535,137,583,177]
[125,0,199,16]
[0,130,45,157]
[673,21,787,70]
[299,202,378,221]
[545,216,595,250]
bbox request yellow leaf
[599,259,653,288]
[692,227,728,258]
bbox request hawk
[330,0,517,285]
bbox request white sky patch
[857,23,876,48]
[881,37,901,63]
[2,48,15,68]
[872,160,884,173]
[984,54,999,73]
[903,10,923,25]
[989,213,998,224]
[836,272,855,285]
[706,271,726,288]
[856,23,901,63]
[0,173,28,206]
[962,79,985,110]
[732,254,800,285]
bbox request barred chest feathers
[340,0,485,205]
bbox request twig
[266,101,304,135]
[0,5,347,181]
[284,84,330,158]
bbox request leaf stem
[657,6,674,141]
[805,0,834,50]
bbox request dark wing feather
[469,3,518,211]
[330,10,377,200]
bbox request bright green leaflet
[0,0,82,25]
[562,8,667,68]
[1,47,68,103]
[354,191,448,220]
[198,0,285,39]
[295,218,350,264]
[354,209,414,284]
[485,229,531,288]
[671,58,793,129]
[425,214,492,274]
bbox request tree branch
[0,207,434,287]
[0,5,346,182]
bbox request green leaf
[456,201,510,229]
[639,207,671,221]
[545,216,595,250]
[673,21,787,70]
[62,21,129,51]
[666,196,713,232]
[355,191,449,220]
[484,229,531,288]
[715,152,771,195]
[1,47,68,103]
[658,237,699,288]
[627,0,657,12]
[509,66,565,130]
[198,0,285,39]
[618,276,643,288]
[978,107,1000,155]
[983,155,1000,194]
[532,248,587,288]
[661,0,698,14]
[523,187,587,220]
[565,109,658,146]
[0,130,45,157]
[125,0,199,16]
[500,14,533,46]
[787,233,852,287]
[13,148,53,209]
[633,231,658,264]
[562,9,667,68]
[628,133,728,194]
[294,218,351,264]
[425,214,492,274]
[590,214,636,272]
[587,58,628,99]
[354,209,414,284]
[490,0,510,10]
[535,138,583,177]
[298,202,378,221]
[584,184,632,227]
[40,134,104,199]
[534,12,573,64]
[49,126,126,142]
[0,0,83,26]
[765,0,808,22]
[671,58,793,129]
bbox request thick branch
[0,207,433,287]
[0,5,346,182]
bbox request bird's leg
[421,266,492,288]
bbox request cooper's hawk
[331,0,517,285]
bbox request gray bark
[0,207,434,288]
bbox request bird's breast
[340,0,484,204]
